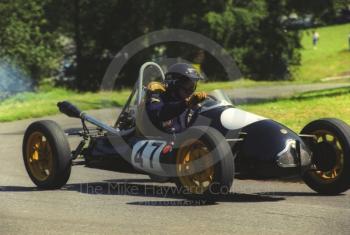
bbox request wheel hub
[26,132,53,181]
[314,142,337,172]
[176,139,214,194]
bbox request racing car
[22,62,350,199]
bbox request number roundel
[131,140,167,174]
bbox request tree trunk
[74,0,82,87]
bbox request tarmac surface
[227,82,350,104]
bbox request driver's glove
[186,92,207,108]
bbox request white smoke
[0,60,33,101]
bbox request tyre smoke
[0,60,33,101]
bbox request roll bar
[136,62,165,105]
[58,62,165,135]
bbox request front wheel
[174,126,235,200]
[301,118,350,195]
[23,120,72,189]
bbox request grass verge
[0,79,302,122]
[240,87,350,132]
[0,88,129,122]
[2,84,350,134]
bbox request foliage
[206,0,302,81]
[0,0,62,82]
[0,0,347,90]
[286,0,350,24]
[47,0,303,89]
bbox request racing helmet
[164,63,203,90]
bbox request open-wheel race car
[22,62,350,200]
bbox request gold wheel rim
[176,139,214,194]
[311,130,344,182]
[26,132,54,182]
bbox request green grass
[240,87,350,132]
[0,77,348,123]
[0,79,302,122]
[294,23,350,82]
[2,82,350,132]
[0,88,129,122]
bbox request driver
[146,63,207,133]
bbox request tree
[205,0,301,81]
[42,0,304,89]
[0,0,62,84]
[286,0,350,24]
[1,0,337,90]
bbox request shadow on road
[0,178,286,206]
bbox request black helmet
[165,63,203,87]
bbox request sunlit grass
[0,79,301,122]
[240,87,350,132]
[0,88,129,122]
[2,83,350,132]
[294,23,350,82]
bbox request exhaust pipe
[81,112,119,134]
[57,101,119,135]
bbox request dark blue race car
[22,62,350,199]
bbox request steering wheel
[184,95,217,127]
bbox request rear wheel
[174,126,235,200]
[23,120,72,189]
[301,118,350,195]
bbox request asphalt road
[228,82,350,104]
[1,109,350,235]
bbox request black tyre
[174,126,235,200]
[23,120,72,189]
[148,174,170,183]
[301,118,350,195]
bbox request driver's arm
[147,93,187,122]
[158,100,187,121]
